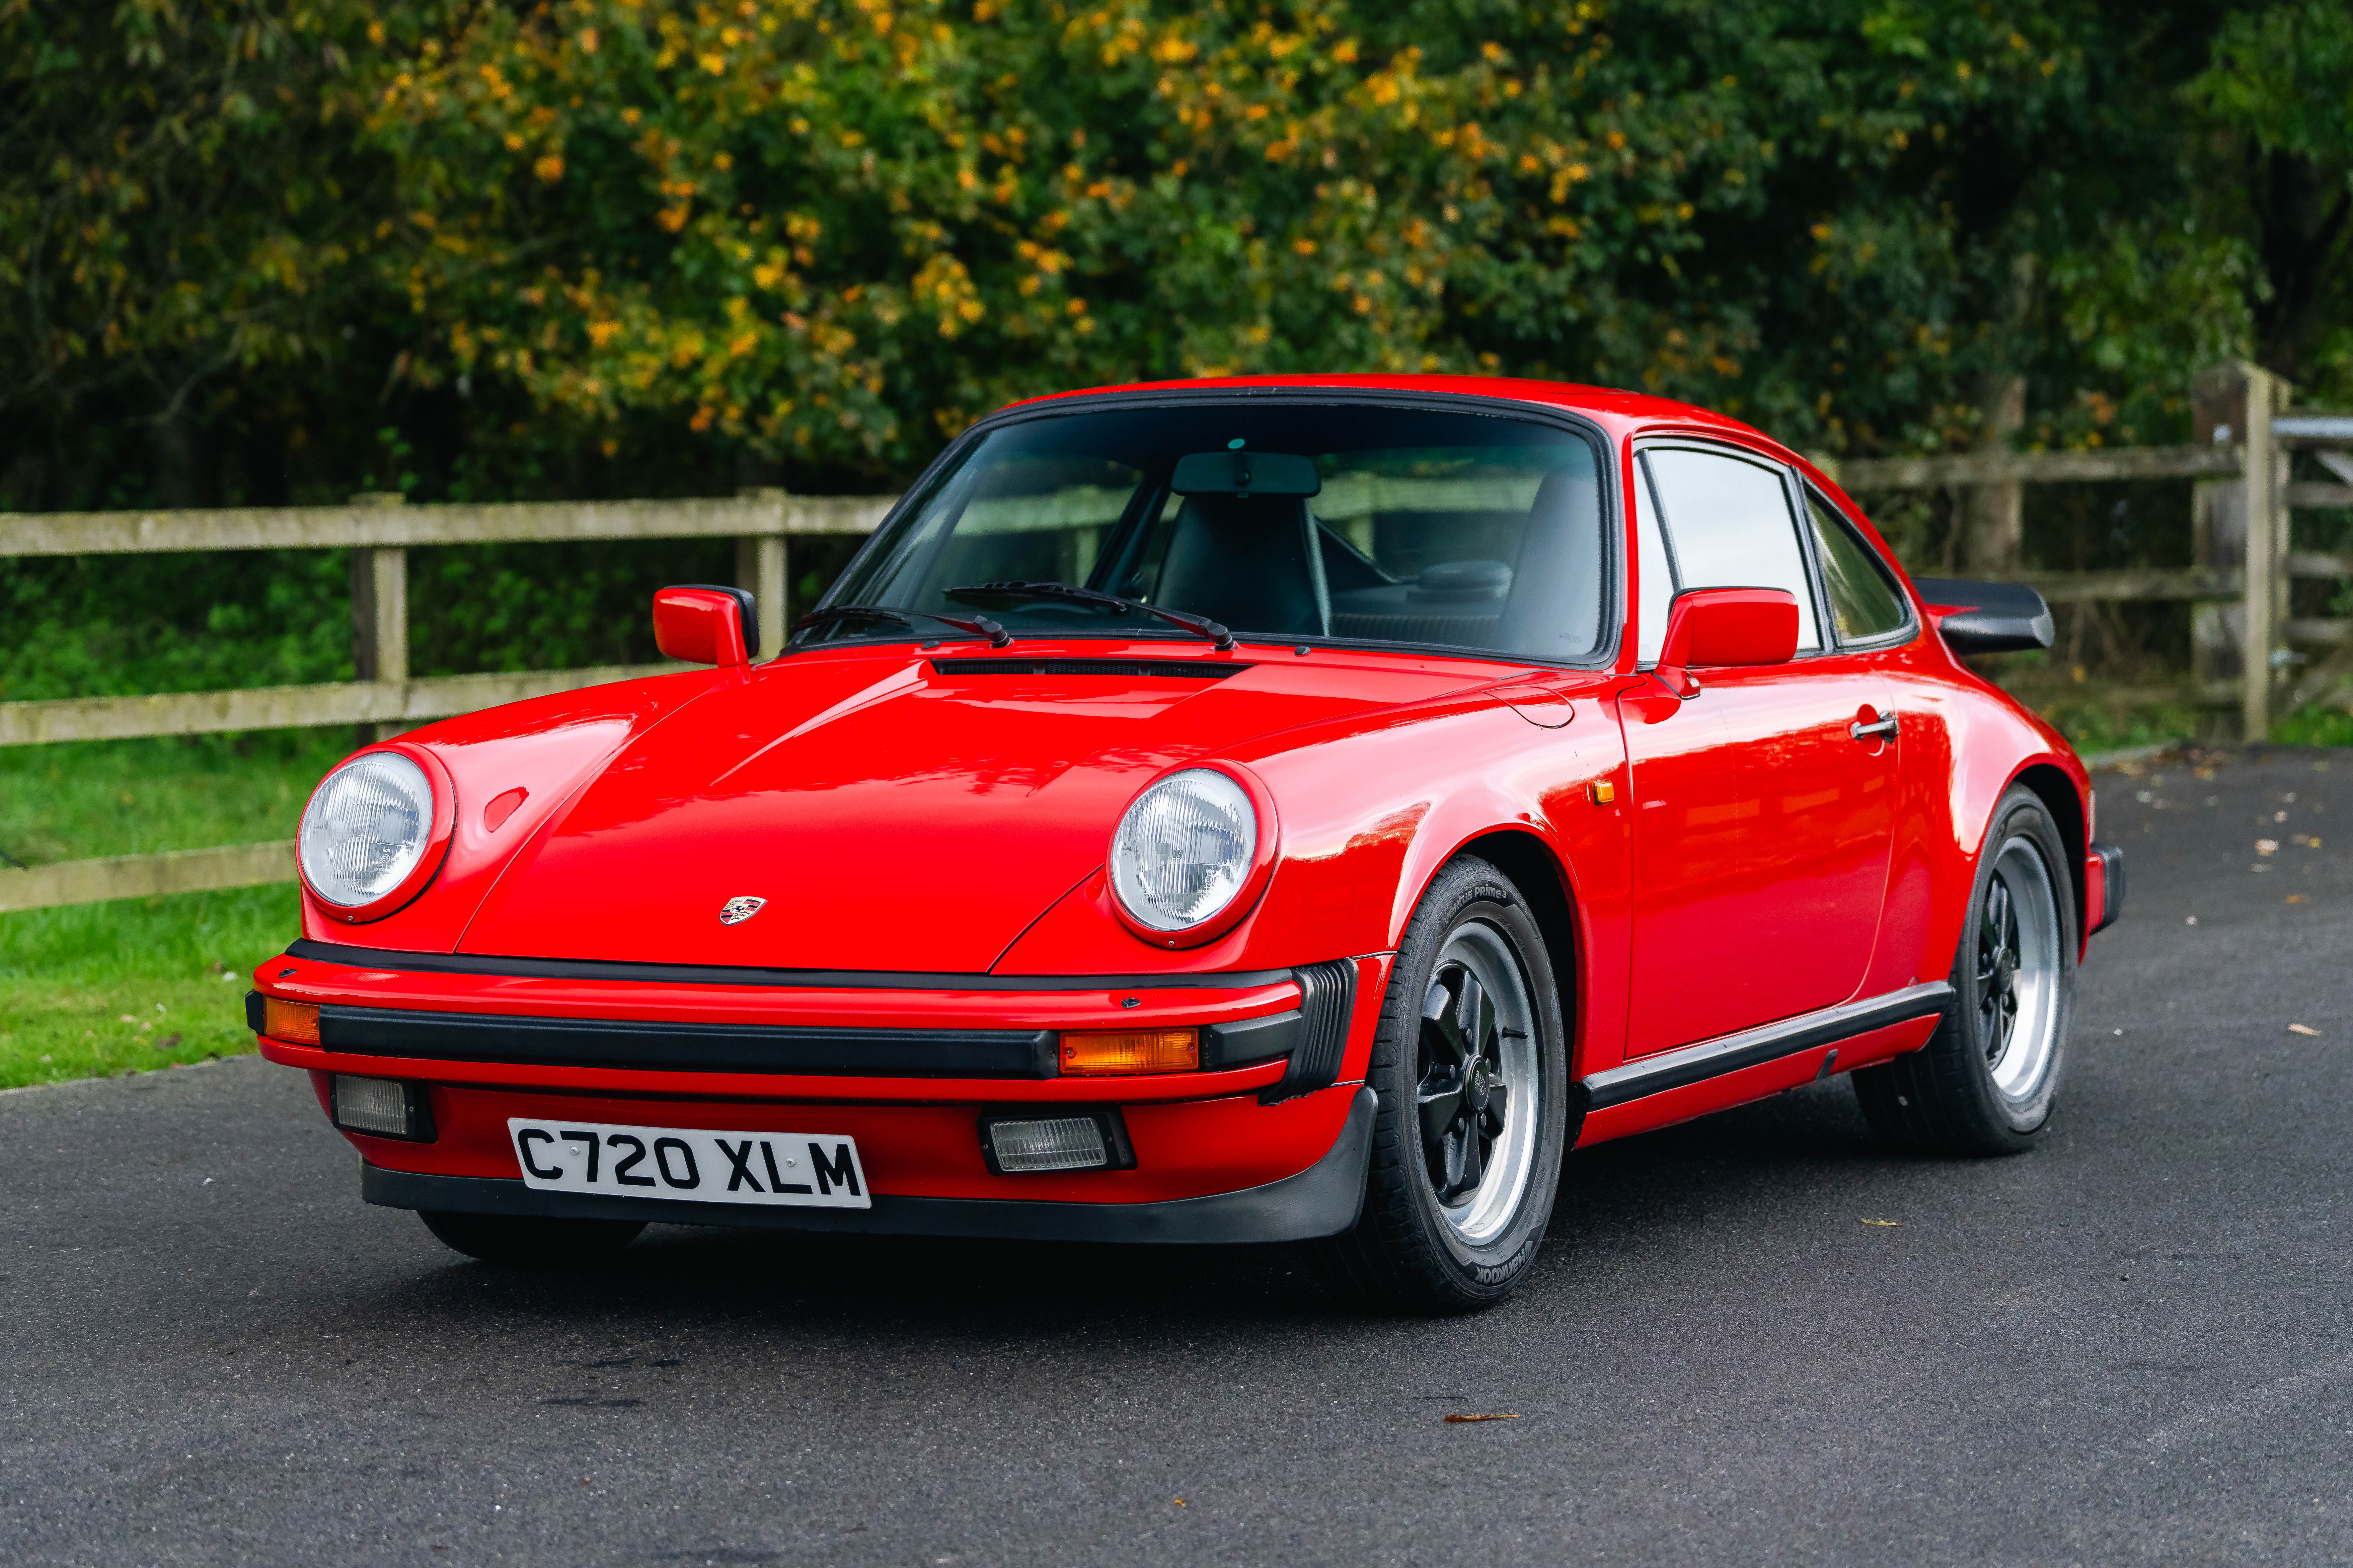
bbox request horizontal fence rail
[0,664,685,748]
[0,492,893,558]
[1822,444,2243,491]
[0,841,297,915]
[4,364,2350,912]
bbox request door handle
[1849,711,1899,743]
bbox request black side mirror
[1912,576,2054,655]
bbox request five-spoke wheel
[1414,926,1542,1246]
[1853,785,2075,1154]
[1323,854,1568,1312]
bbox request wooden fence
[3,360,2348,913]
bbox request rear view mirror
[1656,587,1799,695]
[653,585,757,667]
[1170,450,1321,498]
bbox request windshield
[809,400,1610,661]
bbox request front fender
[988,691,1634,1073]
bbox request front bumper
[360,1086,1376,1245]
[255,942,1383,1239]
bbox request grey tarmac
[4,749,2350,1566]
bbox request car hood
[451,648,1486,972]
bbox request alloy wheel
[1413,920,1541,1245]
[1976,834,2062,1104]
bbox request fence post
[348,492,409,741]
[2238,367,2291,740]
[735,488,788,660]
[1960,374,2027,574]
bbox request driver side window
[1639,446,1822,652]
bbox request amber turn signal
[1059,1027,1198,1076]
[262,997,321,1045]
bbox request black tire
[418,1210,645,1266]
[1319,854,1569,1313]
[1853,784,2077,1155]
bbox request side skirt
[1580,981,1954,1113]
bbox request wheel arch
[2011,761,2087,947]
[1443,828,1593,1085]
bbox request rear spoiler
[1911,577,2055,656]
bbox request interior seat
[1151,495,1330,635]
[1493,467,1604,657]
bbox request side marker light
[1059,1028,1198,1076]
[1589,780,1617,805]
[262,997,321,1044]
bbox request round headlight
[1109,768,1259,932]
[299,753,436,908]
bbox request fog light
[330,1075,435,1142]
[984,1115,1110,1173]
[261,996,320,1045]
[1058,1027,1198,1076]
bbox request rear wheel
[1853,785,2075,1155]
[418,1210,645,1266]
[1320,855,1568,1313]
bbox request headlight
[299,753,436,908]
[1109,768,1259,932]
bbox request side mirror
[1910,576,2054,655]
[1656,586,1799,695]
[653,585,757,667]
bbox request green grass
[0,883,304,1088]
[0,732,336,1087]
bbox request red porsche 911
[251,376,2120,1311]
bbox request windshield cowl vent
[929,658,1249,680]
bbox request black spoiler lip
[1912,576,2055,655]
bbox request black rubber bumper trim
[283,938,1293,994]
[2091,840,2125,934]
[1580,982,1955,1110]
[315,1003,1057,1079]
[362,1085,1376,1245]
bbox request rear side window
[1640,446,1822,651]
[1804,490,1911,643]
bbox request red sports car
[251,376,2121,1311]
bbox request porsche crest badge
[718,895,767,926]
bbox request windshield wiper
[943,580,1236,651]
[792,604,1013,648]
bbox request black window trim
[1631,435,1840,663]
[1795,480,1920,651]
[796,386,1627,673]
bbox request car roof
[996,373,1779,448]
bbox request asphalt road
[6,750,2351,1567]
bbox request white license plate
[508,1118,871,1210]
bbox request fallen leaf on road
[1862,1218,1903,1227]
[2287,895,2304,904]
[2290,1025,2323,1037]
[2256,840,2279,856]
[1444,1413,1522,1423]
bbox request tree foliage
[0,0,2347,708]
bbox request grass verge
[0,883,301,1089]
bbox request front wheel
[1853,784,2077,1155]
[1319,855,1569,1313]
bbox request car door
[1619,441,1902,1057]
